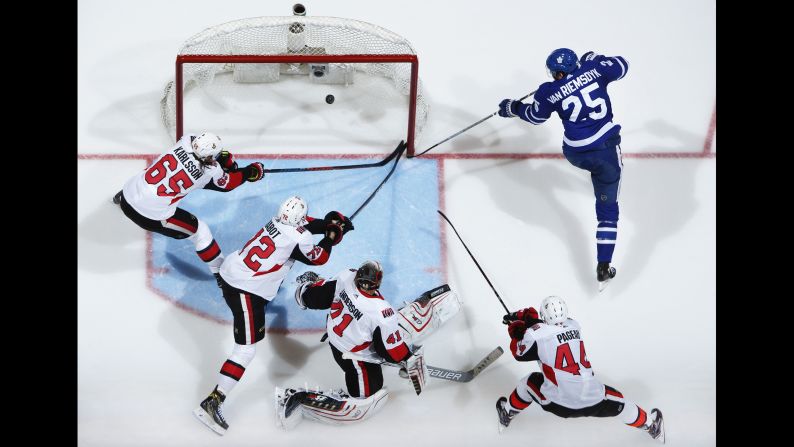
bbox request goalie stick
[396,346,504,383]
[343,346,504,383]
[261,140,405,174]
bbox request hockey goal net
[160,10,428,156]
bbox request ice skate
[647,408,665,443]
[597,262,617,292]
[193,386,228,435]
[495,396,519,433]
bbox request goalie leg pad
[398,284,462,346]
[301,388,389,426]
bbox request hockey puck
[325,94,335,104]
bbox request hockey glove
[401,346,428,395]
[498,99,522,118]
[215,150,237,172]
[324,211,354,234]
[241,162,265,182]
[502,307,539,325]
[507,320,528,340]
[325,222,344,245]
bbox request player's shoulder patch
[216,173,228,187]
[381,307,395,318]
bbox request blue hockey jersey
[515,54,629,151]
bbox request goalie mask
[276,196,308,227]
[355,260,383,291]
[540,295,569,326]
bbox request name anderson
[339,290,363,320]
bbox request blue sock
[596,221,617,262]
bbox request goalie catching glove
[400,345,429,395]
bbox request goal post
[161,10,428,156]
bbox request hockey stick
[316,141,406,344]
[396,346,504,383]
[349,140,407,220]
[342,347,503,383]
[437,210,510,314]
[261,140,404,174]
[411,90,537,158]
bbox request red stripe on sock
[220,361,245,380]
[197,240,220,261]
[510,391,530,410]
[629,408,648,427]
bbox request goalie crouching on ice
[275,261,462,429]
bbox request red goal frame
[174,54,420,156]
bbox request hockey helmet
[276,196,308,227]
[191,132,224,160]
[539,295,569,325]
[546,48,579,77]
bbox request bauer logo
[430,369,462,380]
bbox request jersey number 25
[561,84,607,123]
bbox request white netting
[160,15,428,145]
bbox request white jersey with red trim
[517,318,605,409]
[122,134,229,220]
[325,269,409,362]
[220,219,327,299]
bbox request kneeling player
[275,261,461,429]
[496,296,665,443]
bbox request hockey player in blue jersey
[498,48,629,290]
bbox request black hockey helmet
[355,260,383,291]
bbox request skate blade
[598,276,615,292]
[657,416,665,444]
[192,407,227,436]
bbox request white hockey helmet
[540,296,569,325]
[276,196,308,227]
[191,132,223,160]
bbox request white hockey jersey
[325,269,409,362]
[515,318,605,409]
[220,219,329,299]
[122,134,230,220]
